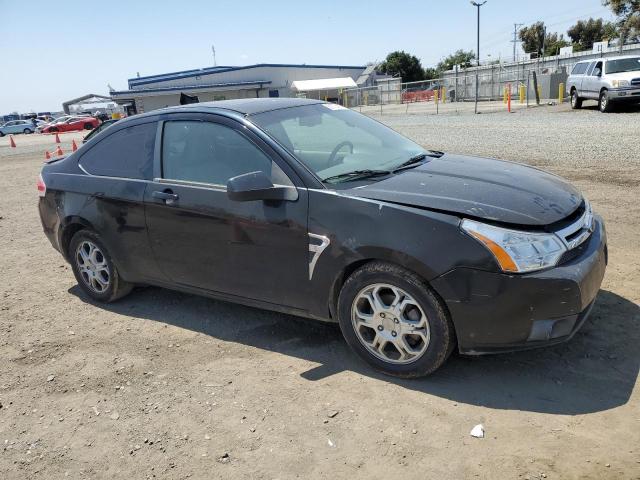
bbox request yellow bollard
[537,85,542,101]
[503,87,508,104]
[558,83,565,103]
[364,91,369,106]
[434,89,439,104]
[519,84,525,104]
[441,87,446,104]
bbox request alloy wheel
[75,241,110,293]
[351,283,430,364]
[600,93,607,112]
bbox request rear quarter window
[79,122,156,179]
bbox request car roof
[604,55,640,61]
[577,55,640,64]
[140,98,326,119]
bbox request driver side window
[161,121,293,187]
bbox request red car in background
[41,116,100,134]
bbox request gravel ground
[0,108,639,480]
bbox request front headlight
[461,219,566,273]
[612,80,630,88]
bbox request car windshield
[606,57,640,74]
[251,103,427,183]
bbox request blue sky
[0,0,614,112]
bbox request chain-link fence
[343,67,565,115]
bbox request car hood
[347,154,582,227]
[606,71,640,81]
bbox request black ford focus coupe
[38,98,607,377]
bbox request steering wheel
[327,141,354,168]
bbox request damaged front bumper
[431,215,607,355]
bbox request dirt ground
[0,109,639,480]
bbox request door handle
[152,190,179,205]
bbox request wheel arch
[328,258,373,319]
[59,216,97,261]
[333,258,458,368]
[327,257,456,345]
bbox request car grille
[631,78,640,86]
[555,202,595,264]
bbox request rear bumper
[431,216,607,355]
[38,196,63,255]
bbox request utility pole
[471,1,487,114]
[211,45,217,67]
[511,23,523,62]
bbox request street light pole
[471,1,486,114]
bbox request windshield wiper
[322,169,392,184]
[392,150,443,172]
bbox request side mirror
[227,171,298,202]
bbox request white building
[111,63,365,114]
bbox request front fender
[306,189,495,320]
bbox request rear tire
[599,90,613,113]
[23,128,32,134]
[337,261,455,378]
[570,90,582,109]
[69,230,133,303]
[84,123,93,130]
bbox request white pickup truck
[566,55,640,112]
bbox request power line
[478,7,612,51]
[511,23,524,61]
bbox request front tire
[599,90,613,113]
[84,123,93,130]
[69,230,133,303]
[337,262,455,378]
[570,90,582,109]
[23,128,33,134]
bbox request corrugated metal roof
[356,65,376,85]
[111,80,271,98]
[128,63,365,88]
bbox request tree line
[377,0,640,82]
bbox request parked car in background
[567,55,640,112]
[0,119,37,136]
[83,118,119,143]
[38,99,607,377]
[41,116,100,134]
[37,116,73,133]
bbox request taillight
[37,174,46,197]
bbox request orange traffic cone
[56,146,64,156]
[72,139,78,152]
[55,133,61,143]
[45,151,51,160]
[9,135,16,148]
